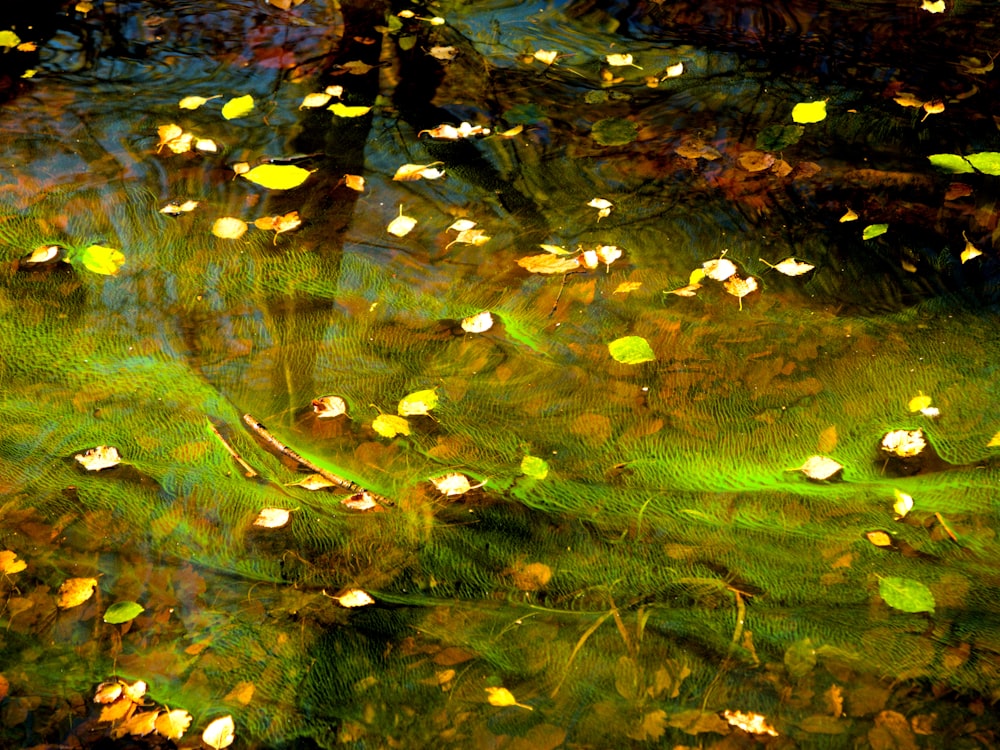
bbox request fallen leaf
[99,698,135,723]
[299,92,333,109]
[253,508,292,529]
[596,244,623,269]
[418,122,490,139]
[75,445,121,471]
[760,257,814,276]
[497,124,524,136]
[960,233,982,263]
[738,151,775,172]
[57,577,98,609]
[817,425,838,453]
[24,245,62,264]
[232,162,250,176]
[343,173,365,191]
[253,211,302,242]
[342,492,381,511]
[988,431,1000,447]
[0,550,27,575]
[223,682,255,705]
[93,681,123,704]
[866,530,895,548]
[155,709,192,741]
[76,245,125,276]
[723,275,758,309]
[538,243,572,255]
[792,100,827,124]
[880,429,926,457]
[0,30,22,49]
[894,91,924,108]
[429,45,458,60]
[663,61,684,78]
[839,208,859,222]
[533,49,559,65]
[907,393,932,412]
[202,715,235,750]
[430,473,485,496]
[879,576,935,613]
[398,388,438,416]
[116,710,159,739]
[286,474,337,490]
[666,282,701,297]
[327,102,372,118]
[103,601,144,624]
[723,710,779,736]
[372,414,410,438]
[862,223,889,240]
[340,60,376,75]
[580,248,599,269]
[312,395,347,418]
[160,200,199,215]
[608,336,656,364]
[511,562,551,591]
[241,164,313,190]
[449,219,477,232]
[195,138,218,152]
[614,281,642,294]
[178,95,219,110]
[461,311,494,333]
[675,137,721,160]
[517,254,582,274]
[606,52,641,68]
[393,162,445,181]
[334,589,375,607]
[485,686,533,710]
[221,94,254,120]
[921,99,945,121]
[211,217,249,239]
[520,455,549,480]
[668,709,730,735]
[702,257,738,281]
[387,208,417,237]
[587,197,613,220]
[795,455,843,481]
[893,489,914,519]
[156,124,193,154]
[921,0,945,12]
[446,228,490,247]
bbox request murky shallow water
[2,1,1000,747]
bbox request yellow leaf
[533,49,559,65]
[606,53,641,68]
[117,710,159,739]
[517,254,582,274]
[485,686,533,710]
[723,710,779,737]
[497,124,524,137]
[99,698,134,723]
[702,257,737,280]
[398,389,438,416]
[0,550,27,575]
[795,455,843,481]
[343,173,365,191]
[286,473,337,490]
[156,124,193,154]
[393,162,445,181]
[202,715,235,750]
[881,429,926,457]
[0,30,22,49]
[241,164,313,190]
[760,257,815,276]
[738,151,775,172]
[893,489,914,519]
[16,42,36,52]
[429,45,458,60]
[232,162,250,176]
[254,211,302,242]
[418,122,490,139]
[160,200,199,215]
[252,508,291,529]
[431,473,485,496]
[894,91,924,108]
[372,414,410,437]
[75,1,94,13]
[839,208,859,222]
[327,102,372,118]
[613,281,642,294]
[461,311,494,333]
[817,425,838,453]
[792,100,827,124]
[663,62,684,78]
[154,709,192,741]
[334,589,375,607]
[538,243,571,255]
[666,282,701,297]
[221,94,254,120]
[723,275,758,309]
[446,228,490,247]
[211,217,249,239]
[223,681,256,705]
[93,681,123,704]
[866,530,894,547]
[387,209,417,237]
[921,99,945,121]
[195,138,218,153]
[907,393,933,412]
[74,445,121,471]
[57,577,98,609]
[988,431,1000,447]
[920,0,945,12]
[340,60,375,75]
[961,233,982,263]
[178,95,219,110]
[299,92,332,109]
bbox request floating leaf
[57,577,98,609]
[675,137,721,160]
[286,474,337,490]
[312,395,347,418]
[221,94,254,120]
[795,455,843,480]
[920,0,945,13]
[393,162,445,181]
[115,710,159,739]
[532,49,559,65]
[760,257,814,276]
[343,173,365,191]
[372,414,410,438]
[211,217,249,239]
[592,117,638,146]
[907,393,933,412]
[241,164,313,190]
[927,153,975,173]
[340,60,375,75]
[160,200,199,215]
[485,687,533,710]
[202,715,235,750]
[596,245,623,269]
[24,245,62,264]
[299,92,333,109]
[792,100,827,124]
[430,473,485,496]
[866,529,895,548]
[327,102,372,118]
[253,211,301,241]
[178,95,219,110]
[520,455,549,480]
[76,245,125,276]
[446,228,490,247]
[0,30,22,49]
[429,45,458,60]
[461,311,494,333]
[155,709,192,741]
[881,429,926,457]
[987,431,1000,447]
[965,152,1000,175]
[893,489,914,519]
[342,492,381,511]
[608,336,656,364]
[723,710,779,737]
[663,61,684,78]
[398,388,438,416]
[702,257,737,281]
[614,281,642,294]
[517,254,582,274]
[335,589,375,607]
[606,52,641,68]
[960,236,982,263]
[387,208,417,237]
[839,208,859,222]
[538,243,571,255]
[93,681,123,704]
[738,151,775,172]
[195,138,218,153]
[253,508,291,529]
[723,275,758,309]
[862,223,888,240]
[75,445,121,471]
[879,576,935,613]
[99,698,133,723]
[103,601,144,624]
[0,550,27,575]
[449,219,477,232]
[418,122,489,139]
[587,197,613,220]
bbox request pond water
[2,0,1000,748]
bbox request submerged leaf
[879,576,935,613]
[372,414,410,438]
[893,489,914,519]
[103,601,144,624]
[57,577,98,609]
[327,102,372,118]
[431,473,485,496]
[591,117,638,146]
[393,162,445,181]
[241,164,313,190]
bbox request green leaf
[372,414,410,438]
[103,601,144,624]
[221,94,254,120]
[327,102,373,118]
[591,117,638,146]
[241,164,313,190]
[0,30,22,49]
[791,100,827,124]
[965,152,1000,176]
[608,336,656,364]
[75,245,125,275]
[520,455,549,480]
[397,388,438,416]
[755,124,804,151]
[879,576,935,613]
[927,153,974,173]
[862,223,888,240]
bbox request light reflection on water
[1,0,1000,747]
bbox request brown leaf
[869,710,917,750]
[738,151,775,172]
[799,715,846,734]
[511,562,552,591]
[516,254,582,274]
[223,681,255,706]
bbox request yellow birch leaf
[93,681,123,704]
[538,243,571,255]
[497,124,524,136]
[894,91,924,107]
[178,95,219,110]
[221,94,254,120]
[606,53,641,68]
[154,709,192,741]
[723,275,758,309]
[613,280,642,294]
[232,162,250,176]
[666,282,701,297]
[119,710,159,738]
[738,151,775,172]
[792,100,827,123]
[893,489,914,519]
[254,211,301,242]
[160,200,199,215]
[866,530,894,547]
[327,102,372,117]
[398,388,438,416]
[431,473,485,496]
[241,164,313,190]
[961,233,982,263]
[881,429,926,457]
[702,257,737,280]
[252,508,291,529]
[156,124,193,154]
[485,687,533,710]
[920,0,945,12]
[663,62,684,78]
[795,455,843,480]
[202,716,235,750]
[461,311,494,333]
[342,492,381,511]
[446,228,490,247]
[312,395,348,418]
[517,254,582,274]
[921,100,945,121]
[299,92,332,109]
[343,173,365,191]
[760,257,815,276]
[393,162,445,180]
[387,209,417,237]
[340,60,375,75]
[334,589,375,607]
[99,698,134,723]
[723,710,779,736]
[0,31,21,49]
[57,577,98,608]
[195,138,218,153]
[372,414,410,437]
[908,393,932,412]
[211,217,248,239]
[533,49,559,65]
[286,473,337,490]
[74,445,121,471]
[0,550,27,574]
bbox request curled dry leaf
[155,709,192,741]
[760,257,814,276]
[430,473,486,496]
[794,455,843,481]
[24,245,62,264]
[312,395,348,418]
[881,429,926,457]
[334,589,375,607]
[343,173,365,192]
[961,233,982,263]
[0,550,27,574]
[723,275,758,309]
[57,577,98,608]
[517,254,582,274]
[252,508,292,529]
[212,217,249,240]
[202,715,235,750]
[461,311,494,333]
[75,445,121,471]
